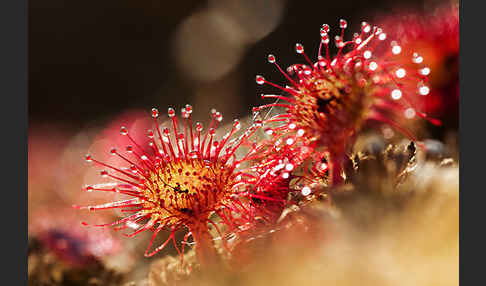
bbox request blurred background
[29,0,447,130]
[28,0,457,285]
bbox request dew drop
[295,43,304,54]
[256,75,265,85]
[334,35,343,48]
[320,28,327,37]
[196,122,203,132]
[126,145,133,153]
[168,108,176,118]
[85,154,93,162]
[120,127,128,135]
[363,50,372,59]
[412,53,424,64]
[267,54,276,63]
[317,162,328,172]
[189,151,199,159]
[404,108,416,119]
[181,108,189,119]
[152,108,159,118]
[419,85,430,95]
[321,24,330,33]
[369,61,378,71]
[420,67,431,76]
[321,34,330,44]
[301,186,311,196]
[339,19,347,29]
[215,112,223,122]
[391,89,402,100]
[233,119,241,130]
[392,45,402,55]
[101,170,108,177]
[110,148,117,155]
[185,104,193,114]
[362,22,371,33]
[395,68,406,78]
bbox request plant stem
[330,152,345,186]
[191,224,220,269]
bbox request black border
[460,0,485,285]
[1,0,27,284]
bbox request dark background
[29,0,435,132]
